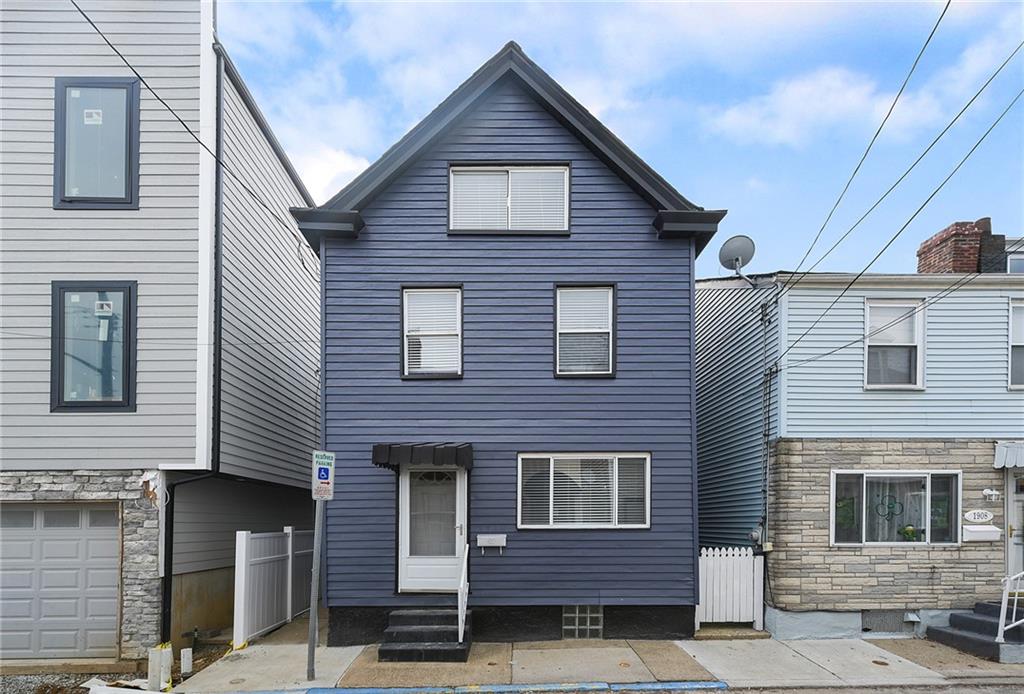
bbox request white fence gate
[695,546,764,631]
[232,526,314,648]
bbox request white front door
[1010,470,1024,575]
[398,466,467,593]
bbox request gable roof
[293,41,725,254]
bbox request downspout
[158,44,226,645]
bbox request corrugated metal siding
[172,476,313,574]
[323,78,698,607]
[783,285,1024,437]
[694,285,778,547]
[216,76,320,486]
[0,0,201,469]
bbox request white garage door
[0,504,120,658]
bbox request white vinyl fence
[233,526,314,648]
[695,546,764,631]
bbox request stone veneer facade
[0,469,161,659]
[767,439,1005,612]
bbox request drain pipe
[158,44,226,645]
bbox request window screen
[403,288,461,376]
[557,287,613,375]
[52,281,135,411]
[519,454,649,528]
[450,166,567,232]
[867,302,920,386]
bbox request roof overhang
[289,208,364,255]
[372,442,474,473]
[654,209,728,256]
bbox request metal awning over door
[0,504,119,658]
[995,441,1024,469]
[372,442,473,472]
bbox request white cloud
[292,147,371,204]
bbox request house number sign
[963,509,994,523]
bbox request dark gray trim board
[50,280,138,412]
[291,208,364,252]
[213,43,314,207]
[52,76,140,210]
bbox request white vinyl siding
[1012,301,1024,388]
[403,288,462,376]
[449,166,568,232]
[865,299,923,388]
[830,470,961,546]
[517,453,650,529]
[557,286,613,375]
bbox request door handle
[456,524,463,536]
[1010,524,1016,538]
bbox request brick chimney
[917,217,1003,273]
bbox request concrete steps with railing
[926,602,1024,663]
[378,609,472,662]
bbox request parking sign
[311,451,335,501]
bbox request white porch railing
[997,570,1024,643]
[457,543,469,643]
[695,546,764,631]
[233,526,314,648]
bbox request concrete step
[377,640,471,662]
[973,601,1014,619]
[387,609,466,627]
[927,625,1001,661]
[383,624,467,643]
[950,611,1024,642]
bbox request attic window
[449,166,568,234]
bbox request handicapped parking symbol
[317,467,330,480]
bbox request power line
[777,86,1024,363]
[782,0,952,287]
[777,38,1024,301]
[67,0,319,283]
[778,237,1024,374]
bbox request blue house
[293,42,726,660]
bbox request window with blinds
[518,454,649,528]
[865,299,922,387]
[557,286,613,375]
[403,288,462,376]
[449,166,568,232]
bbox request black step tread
[388,609,471,627]
[973,602,1016,619]
[950,611,1024,641]
[384,624,467,643]
[378,641,471,663]
[927,625,1001,661]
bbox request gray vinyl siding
[171,475,313,574]
[694,284,779,547]
[323,78,698,607]
[0,0,201,469]
[216,74,320,486]
[783,284,1024,438]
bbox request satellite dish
[718,235,756,273]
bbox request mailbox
[476,534,507,555]
[962,524,1001,542]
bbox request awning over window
[372,442,473,473]
[994,441,1024,469]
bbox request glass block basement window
[563,605,603,638]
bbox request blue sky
[217,0,1023,277]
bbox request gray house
[695,219,1024,657]
[292,42,725,660]
[0,1,317,661]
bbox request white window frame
[449,165,569,232]
[402,287,462,377]
[516,452,651,530]
[556,286,614,376]
[829,469,962,547]
[863,298,925,390]
[1011,298,1024,390]
[1007,249,1024,274]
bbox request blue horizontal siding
[323,78,696,608]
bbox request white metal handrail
[457,543,469,643]
[997,570,1024,643]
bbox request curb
[306,682,727,694]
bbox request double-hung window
[1008,247,1024,274]
[832,471,960,545]
[449,166,569,233]
[518,454,650,529]
[53,77,141,209]
[51,281,137,411]
[865,299,923,388]
[402,287,462,378]
[1011,301,1024,388]
[556,286,614,376]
